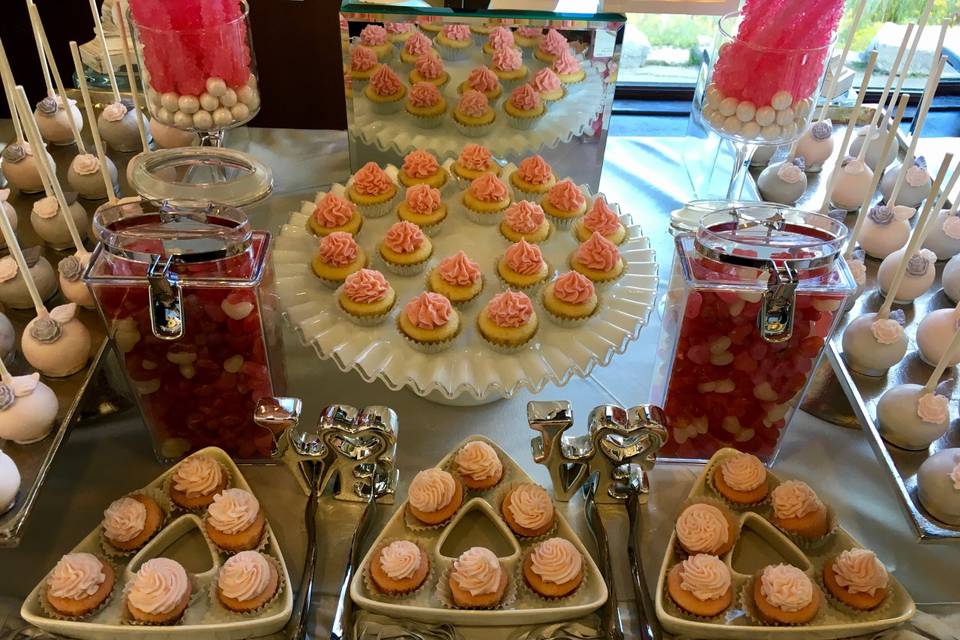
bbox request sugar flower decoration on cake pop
[942,214,960,240]
[2,143,29,163]
[871,309,905,345]
[29,303,77,344]
[35,96,59,117]
[810,120,832,140]
[950,461,960,490]
[777,157,805,183]
[58,255,83,282]
[868,204,895,225]
[906,156,929,187]
[848,257,867,286]
[917,392,949,424]
[905,250,935,277]
[842,156,868,175]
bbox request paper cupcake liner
[769,506,838,551]
[163,459,233,516]
[541,86,568,103]
[409,111,446,129]
[540,296,600,329]
[817,567,894,620]
[435,41,472,61]
[100,487,173,559]
[545,212,583,231]
[482,335,536,354]
[454,118,495,138]
[495,482,558,543]
[354,190,399,219]
[398,318,461,354]
[494,256,551,296]
[506,178,549,204]
[659,567,735,623]
[739,575,828,627]
[464,205,504,226]
[499,75,529,92]
[38,557,120,621]
[362,538,435,601]
[498,222,552,245]
[423,271,484,309]
[406,216,446,237]
[672,496,742,560]
[121,572,202,626]
[335,286,396,327]
[436,560,518,610]
[703,456,776,512]
[378,251,432,276]
[201,513,271,558]
[504,110,546,131]
[517,545,588,603]
[368,97,405,115]
[207,553,286,619]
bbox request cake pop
[917,448,960,525]
[757,157,807,204]
[877,383,949,450]
[858,205,910,259]
[0,369,58,444]
[0,312,14,361]
[794,120,833,172]
[58,253,94,309]
[750,144,778,168]
[113,1,152,162]
[0,250,57,310]
[99,101,147,153]
[848,125,898,172]
[0,450,19,513]
[880,157,932,209]
[67,154,118,200]
[31,196,88,250]
[33,95,82,146]
[841,312,908,376]
[917,306,960,367]
[943,255,960,302]
[22,303,91,378]
[148,118,197,149]
[0,142,49,194]
[923,208,960,261]
[0,189,17,250]
[830,157,874,211]
[877,248,936,303]
[843,254,867,311]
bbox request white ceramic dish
[350,434,608,625]
[21,447,293,640]
[655,447,916,639]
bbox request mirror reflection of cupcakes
[349,46,381,83]
[457,66,503,101]
[404,83,447,129]
[503,84,546,130]
[483,27,518,57]
[534,29,568,64]
[491,47,529,90]
[530,68,565,103]
[363,66,407,114]
[453,90,496,138]
[435,24,473,61]
[515,27,544,55]
[400,31,434,65]
[359,24,393,61]
[552,49,585,86]
[409,53,449,89]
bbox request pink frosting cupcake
[499,200,552,243]
[453,144,501,181]
[491,47,528,88]
[427,250,484,306]
[542,179,587,227]
[542,271,598,326]
[401,31,434,65]
[535,28,569,64]
[399,149,447,189]
[510,155,557,199]
[398,291,461,352]
[435,24,473,61]
[553,49,585,85]
[379,220,434,275]
[503,84,544,130]
[385,21,415,45]
[483,27,517,56]
[453,89,496,137]
[398,183,447,234]
[338,268,396,326]
[363,65,407,114]
[410,53,449,88]
[360,24,391,60]
[497,239,550,292]
[570,232,625,287]
[530,68,565,102]
[459,66,503,101]
[311,231,368,287]
[405,82,447,128]
[348,162,399,217]
[308,192,363,237]
[350,46,381,82]
[574,196,626,245]
[515,27,544,52]
[477,290,539,352]
[462,171,511,223]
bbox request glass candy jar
[652,205,855,462]
[85,199,284,462]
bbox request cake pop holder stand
[272,182,657,406]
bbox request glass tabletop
[339,0,626,23]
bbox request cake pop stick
[70,42,117,207]
[0,38,25,145]
[27,5,54,98]
[856,24,913,164]
[916,160,960,245]
[924,325,960,395]
[115,0,149,153]
[815,0,867,123]
[881,2,938,126]
[88,0,122,104]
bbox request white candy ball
[236,85,256,106]
[708,110,726,129]
[247,73,257,88]
[718,97,738,117]
[173,111,194,129]
[761,124,782,140]
[705,84,722,108]
[199,92,219,112]
[736,101,756,123]
[722,115,742,134]
[193,110,213,129]
[741,121,761,139]
[160,92,180,112]
[781,121,797,137]
[755,106,776,127]
[157,107,174,125]
[702,105,716,120]
[230,103,250,121]
[147,88,161,107]
[206,77,228,97]
[775,107,795,126]
[771,90,793,111]
[178,95,200,115]
[246,92,261,112]
[220,88,238,108]
[796,98,813,117]
[212,107,234,127]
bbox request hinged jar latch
[147,256,184,340]
[759,260,799,343]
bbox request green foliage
[859,0,955,25]
[627,14,714,50]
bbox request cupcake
[417,15,443,36]
[311,231,368,286]
[535,28,569,64]
[449,547,508,608]
[409,53,449,88]
[405,82,447,128]
[503,84,546,130]
[752,564,820,625]
[338,268,396,325]
[478,290,539,351]
[553,49,586,85]
[308,192,363,237]
[428,251,484,306]
[347,162,398,217]
[454,440,503,490]
[469,23,495,44]
[169,454,228,510]
[102,494,164,553]
[126,558,191,625]
[515,27,543,54]
[205,488,266,553]
[453,90,496,137]
[363,65,406,114]
[570,232,625,286]
[491,47,528,88]
[399,149,448,189]
[350,46,381,83]
[500,200,552,243]
[574,196,626,245]
[497,239,550,291]
[435,24,472,61]
[44,553,115,618]
[542,271,598,325]
[385,21,415,46]
[823,548,889,611]
[524,537,583,599]
[398,184,447,234]
[379,220,433,274]
[510,155,557,200]
[483,27,518,56]
[216,550,280,613]
[370,540,430,596]
[400,31,434,65]
[458,66,503,101]
[712,452,769,506]
[453,144,501,181]
[502,483,554,537]
[530,67,565,102]
[770,480,830,540]
[542,179,587,226]
[462,172,511,223]
[359,24,392,61]
[674,502,737,556]
[398,292,460,352]
[667,554,732,618]
[407,467,463,525]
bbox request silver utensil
[625,475,662,640]
[582,475,624,640]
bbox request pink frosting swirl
[385,22,413,34]
[318,232,360,267]
[531,538,582,585]
[360,24,388,46]
[466,67,500,93]
[453,547,502,596]
[504,239,544,276]
[771,480,824,520]
[352,162,393,196]
[343,269,390,304]
[506,483,552,529]
[917,392,949,424]
[583,197,620,235]
[504,200,546,233]
[369,65,403,96]
[438,251,481,286]
[942,215,960,240]
[72,154,100,175]
[103,102,127,122]
[719,453,766,492]
[379,540,422,581]
[518,27,543,38]
[441,24,471,41]
[408,468,456,512]
[457,90,490,118]
[404,292,452,329]
[492,47,523,72]
[456,441,502,480]
[48,553,106,600]
[127,558,189,615]
[172,454,223,498]
[404,32,433,56]
[385,220,426,254]
[531,68,562,94]
[870,318,903,344]
[675,504,729,554]
[103,496,147,542]
[553,50,581,75]
[760,564,814,612]
[547,179,585,212]
[487,27,515,50]
[218,551,273,601]
[679,554,731,601]
[402,149,440,179]
[486,290,534,328]
[468,172,508,202]
[576,232,620,272]
[207,488,260,535]
[313,192,356,228]
[351,46,379,72]
[553,271,594,304]
[517,156,553,185]
[405,183,442,214]
[415,54,445,80]
[509,84,541,111]
[458,144,494,171]
[539,29,568,55]
[833,549,888,596]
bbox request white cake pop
[794,120,834,172]
[757,157,807,205]
[841,311,907,376]
[0,372,58,444]
[877,248,936,303]
[750,144,779,168]
[98,101,147,153]
[67,154,117,201]
[858,205,910,259]
[0,142,51,194]
[31,196,89,250]
[34,96,82,146]
[830,157,875,211]
[917,307,960,367]
[922,209,960,260]
[877,383,949,450]
[58,253,94,309]
[0,251,57,309]
[22,303,91,378]
[943,254,960,303]
[0,449,19,514]
[880,156,932,209]
[148,118,197,149]
[0,312,13,361]
[849,124,897,172]
[0,188,18,250]
[918,448,960,525]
